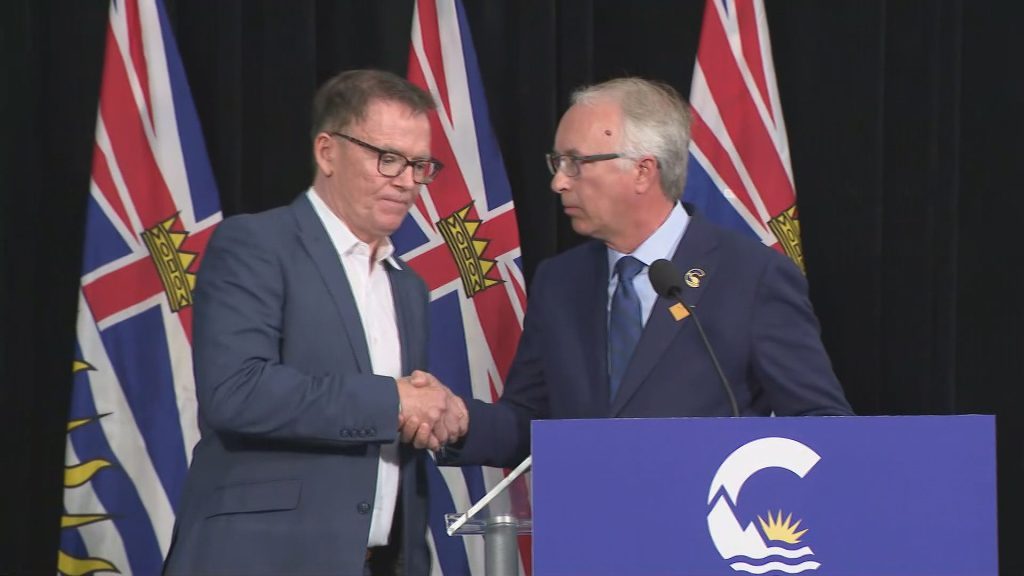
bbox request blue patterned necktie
[609,256,645,399]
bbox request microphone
[648,259,740,417]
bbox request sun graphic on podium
[758,509,808,544]
[706,437,822,573]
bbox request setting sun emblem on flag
[59,0,222,574]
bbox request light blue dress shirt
[607,202,691,326]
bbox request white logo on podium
[707,437,822,574]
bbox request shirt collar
[607,202,690,277]
[306,188,402,270]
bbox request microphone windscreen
[648,259,684,298]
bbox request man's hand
[396,370,448,450]
[396,370,469,450]
[441,392,469,443]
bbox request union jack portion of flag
[684,0,804,270]
[397,1,531,574]
[59,1,221,574]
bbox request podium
[449,415,997,575]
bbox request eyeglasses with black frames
[545,152,623,178]
[331,132,444,185]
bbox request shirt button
[357,501,371,514]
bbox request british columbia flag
[397,1,531,574]
[684,0,804,269]
[59,0,221,574]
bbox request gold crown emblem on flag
[141,214,199,311]
[437,203,500,297]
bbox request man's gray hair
[572,77,692,200]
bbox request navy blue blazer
[453,210,853,468]
[164,195,431,576]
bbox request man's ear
[313,132,335,176]
[635,156,659,193]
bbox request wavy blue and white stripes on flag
[684,0,804,269]
[399,1,531,574]
[59,1,221,574]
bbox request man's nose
[394,164,417,188]
[550,168,571,194]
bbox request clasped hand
[396,370,468,451]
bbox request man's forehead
[349,102,430,147]
[556,102,621,148]
[354,100,426,128]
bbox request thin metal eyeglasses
[545,152,623,177]
[331,132,444,185]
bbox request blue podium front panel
[532,416,996,576]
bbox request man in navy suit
[164,70,467,576]
[441,77,852,469]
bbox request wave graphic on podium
[706,437,822,573]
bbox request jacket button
[368,427,376,436]
[339,429,349,438]
[357,501,371,514]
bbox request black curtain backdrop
[3,1,1022,574]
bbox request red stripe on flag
[690,108,760,222]
[82,257,161,323]
[408,53,473,220]
[735,0,773,123]
[182,224,216,271]
[413,0,452,124]
[471,287,520,384]
[123,0,153,128]
[477,209,521,258]
[698,4,793,217]
[99,24,177,229]
[517,533,534,576]
[91,145,134,236]
[424,106,478,219]
[406,244,460,292]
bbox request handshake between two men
[395,370,469,451]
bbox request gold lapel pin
[669,302,689,321]
[684,268,706,288]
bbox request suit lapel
[670,212,719,312]
[387,262,416,375]
[290,196,373,373]
[610,212,721,416]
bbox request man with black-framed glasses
[438,77,852,472]
[165,69,465,576]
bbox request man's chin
[378,215,410,237]
[569,219,593,237]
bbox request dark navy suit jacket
[452,209,853,468]
[164,195,431,576]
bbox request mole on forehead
[604,129,613,136]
